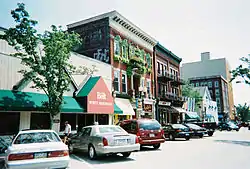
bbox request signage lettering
[97,92,107,100]
[89,100,112,106]
[143,104,152,112]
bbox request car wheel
[208,131,213,136]
[227,128,231,131]
[169,134,175,141]
[185,137,190,141]
[153,144,160,149]
[88,145,97,160]
[68,143,74,154]
[199,135,203,138]
[122,152,131,158]
[236,129,239,132]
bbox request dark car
[218,122,239,131]
[183,123,207,138]
[163,124,191,141]
[119,119,165,149]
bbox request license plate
[115,139,127,145]
[34,152,47,159]
[149,134,155,137]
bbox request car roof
[83,125,120,128]
[18,129,56,134]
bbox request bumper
[192,131,206,136]
[176,132,191,138]
[140,138,165,145]
[96,144,140,155]
[5,156,69,169]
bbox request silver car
[69,125,140,160]
[5,130,69,169]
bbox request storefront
[113,98,134,125]
[141,98,155,119]
[158,101,186,124]
[74,76,114,127]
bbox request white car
[69,125,140,160]
[5,129,69,169]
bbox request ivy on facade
[113,35,152,77]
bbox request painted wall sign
[143,104,152,112]
[87,78,114,114]
[68,18,111,64]
[159,101,171,106]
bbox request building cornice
[155,43,182,63]
[67,10,157,47]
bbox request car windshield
[172,124,188,129]
[227,122,237,126]
[98,126,126,133]
[13,132,61,144]
[186,124,202,129]
[139,120,161,130]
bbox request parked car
[163,124,191,141]
[119,119,165,149]
[68,125,140,160]
[184,119,216,136]
[218,122,239,131]
[5,129,69,169]
[183,123,207,138]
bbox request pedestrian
[63,121,71,144]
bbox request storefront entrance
[0,112,20,135]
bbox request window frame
[121,71,127,93]
[114,69,120,92]
[146,79,151,97]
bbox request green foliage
[230,56,250,85]
[235,103,250,122]
[182,82,202,107]
[0,3,93,128]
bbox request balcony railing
[157,70,174,82]
[171,76,185,86]
[158,91,187,102]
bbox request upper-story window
[114,69,120,92]
[215,89,220,96]
[157,62,160,74]
[163,65,167,76]
[114,36,121,56]
[208,81,212,88]
[196,83,199,87]
[214,81,219,88]
[121,39,128,60]
[121,71,127,93]
[146,53,152,69]
[146,79,151,97]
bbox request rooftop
[156,42,182,63]
[67,10,157,46]
[189,75,227,82]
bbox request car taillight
[190,128,193,131]
[135,136,139,144]
[202,124,205,127]
[103,137,108,146]
[8,153,34,161]
[48,150,69,158]
[176,129,182,132]
[160,129,164,135]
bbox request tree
[182,82,202,110]
[230,55,250,85]
[235,103,250,122]
[0,3,94,128]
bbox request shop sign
[87,78,114,114]
[143,104,152,112]
[136,99,142,109]
[159,101,171,106]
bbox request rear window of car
[139,120,161,130]
[172,124,188,129]
[186,124,201,129]
[13,132,61,144]
[98,126,126,133]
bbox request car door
[163,125,171,137]
[80,127,92,152]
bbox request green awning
[76,76,100,97]
[114,103,123,114]
[0,90,84,113]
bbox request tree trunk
[49,113,54,130]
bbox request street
[69,128,250,169]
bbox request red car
[119,119,165,149]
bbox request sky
[0,0,249,105]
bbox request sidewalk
[69,154,94,169]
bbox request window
[190,83,194,87]
[114,70,120,92]
[215,89,220,96]
[214,81,219,88]
[14,132,60,144]
[146,80,151,96]
[114,39,120,56]
[121,72,127,93]
[216,98,221,104]
[158,83,161,95]
[196,83,199,87]
[160,64,163,75]
[209,90,213,97]
[208,81,212,88]
[157,62,160,74]
[163,65,167,76]
[81,127,92,136]
[122,45,127,58]
[98,126,124,133]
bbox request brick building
[67,11,157,123]
[153,43,186,124]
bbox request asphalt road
[69,127,250,169]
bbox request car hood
[7,142,68,154]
